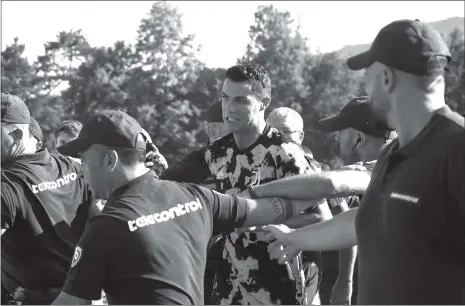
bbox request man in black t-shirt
[1,93,93,305]
[263,19,465,305]
[52,110,322,305]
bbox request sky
[2,1,464,68]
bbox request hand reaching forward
[261,224,304,265]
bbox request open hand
[261,224,303,265]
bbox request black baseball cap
[1,92,30,124]
[347,19,451,76]
[316,96,394,138]
[29,117,43,142]
[203,101,223,123]
[57,110,146,157]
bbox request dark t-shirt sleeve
[62,216,117,300]
[159,147,211,183]
[1,173,25,229]
[188,184,249,235]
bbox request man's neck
[110,166,150,195]
[233,119,267,151]
[391,91,445,147]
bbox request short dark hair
[225,63,271,99]
[55,120,83,138]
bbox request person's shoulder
[205,133,235,163]
[432,111,465,155]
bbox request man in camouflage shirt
[161,63,327,305]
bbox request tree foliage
[2,2,464,164]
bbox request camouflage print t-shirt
[207,125,313,305]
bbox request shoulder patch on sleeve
[71,246,83,268]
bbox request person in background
[28,117,44,152]
[263,19,465,305]
[267,106,321,172]
[204,100,227,145]
[200,100,229,303]
[55,120,82,148]
[314,96,396,305]
[1,93,93,305]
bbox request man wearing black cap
[28,117,44,152]
[1,93,93,304]
[262,19,465,304]
[51,110,322,305]
[315,96,395,305]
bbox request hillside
[337,17,464,59]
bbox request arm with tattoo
[240,192,321,228]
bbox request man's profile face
[221,79,263,134]
[364,63,392,129]
[79,146,109,200]
[1,123,19,164]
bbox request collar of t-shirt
[232,124,272,154]
[389,105,455,159]
[107,170,158,202]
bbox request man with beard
[1,93,93,305]
[262,19,465,304]
[161,63,324,305]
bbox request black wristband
[247,185,258,199]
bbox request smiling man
[160,63,324,305]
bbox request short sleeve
[159,147,211,183]
[274,142,312,179]
[62,216,117,300]
[187,184,249,235]
[1,172,25,230]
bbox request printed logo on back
[127,198,203,232]
[31,172,78,194]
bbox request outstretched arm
[266,207,359,258]
[252,170,371,200]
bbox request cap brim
[347,50,373,71]
[315,115,351,132]
[57,138,91,158]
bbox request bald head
[267,107,304,144]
